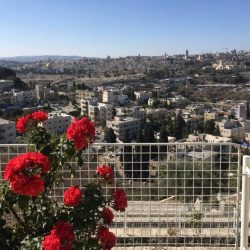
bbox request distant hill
[0,55,86,62]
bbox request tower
[185,49,189,60]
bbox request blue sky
[1,0,250,57]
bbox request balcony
[0,142,245,249]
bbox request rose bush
[0,110,127,250]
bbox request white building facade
[0,118,16,143]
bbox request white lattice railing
[0,143,243,249]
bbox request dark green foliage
[0,68,28,90]
[14,77,29,90]
[166,116,175,136]
[0,67,16,79]
[69,107,81,118]
[151,99,161,108]
[159,124,169,157]
[214,124,221,136]
[204,120,216,135]
[122,123,158,180]
[104,127,116,143]
[146,67,170,80]
[174,114,187,139]
[154,160,236,202]
[159,125,169,143]
[123,87,135,101]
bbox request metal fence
[0,143,242,249]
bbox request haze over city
[1,0,250,58]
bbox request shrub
[0,111,127,250]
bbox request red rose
[53,221,75,242]
[10,174,45,196]
[97,165,114,182]
[16,114,32,133]
[25,152,51,172]
[4,152,50,180]
[32,110,48,122]
[42,230,61,250]
[97,226,116,250]
[64,186,82,206]
[112,188,128,212]
[4,152,50,196]
[42,221,74,250]
[102,207,114,225]
[67,117,95,150]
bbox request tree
[124,87,136,101]
[77,82,87,90]
[151,99,161,108]
[104,128,116,143]
[146,67,170,80]
[14,77,28,90]
[0,67,16,79]
[246,102,250,119]
[174,114,187,139]
[166,116,175,136]
[122,129,133,178]
[156,161,222,202]
[143,123,156,143]
[204,120,216,135]
[159,125,169,143]
[69,107,81,118]
[159,125,169,158]
[214,124,221,136]
[112,108,117,118]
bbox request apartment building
[40,112,72,134]
[102,90,117,104]
[80,99,88,115]
[58,91,75,101]
[128,106,146,121]
[0,118,16,143]
[204,111,219,121]
[235,103,247,119]
[0,80,14,92]
[75,90,95,104]
[217,119,246,140]
[146,108,168,120]
[134,91,152,103]
[88,102,114,125]
[107,116,140,141]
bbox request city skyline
[1,0,250,57]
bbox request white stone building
[102,90,117,104]
[107,117,140,141]
[204,112,219,121]
[88,102,114,124]
[75,90,95,104]
[0,118,16,143]
[217,120,246,141]
[40,112,72,134]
